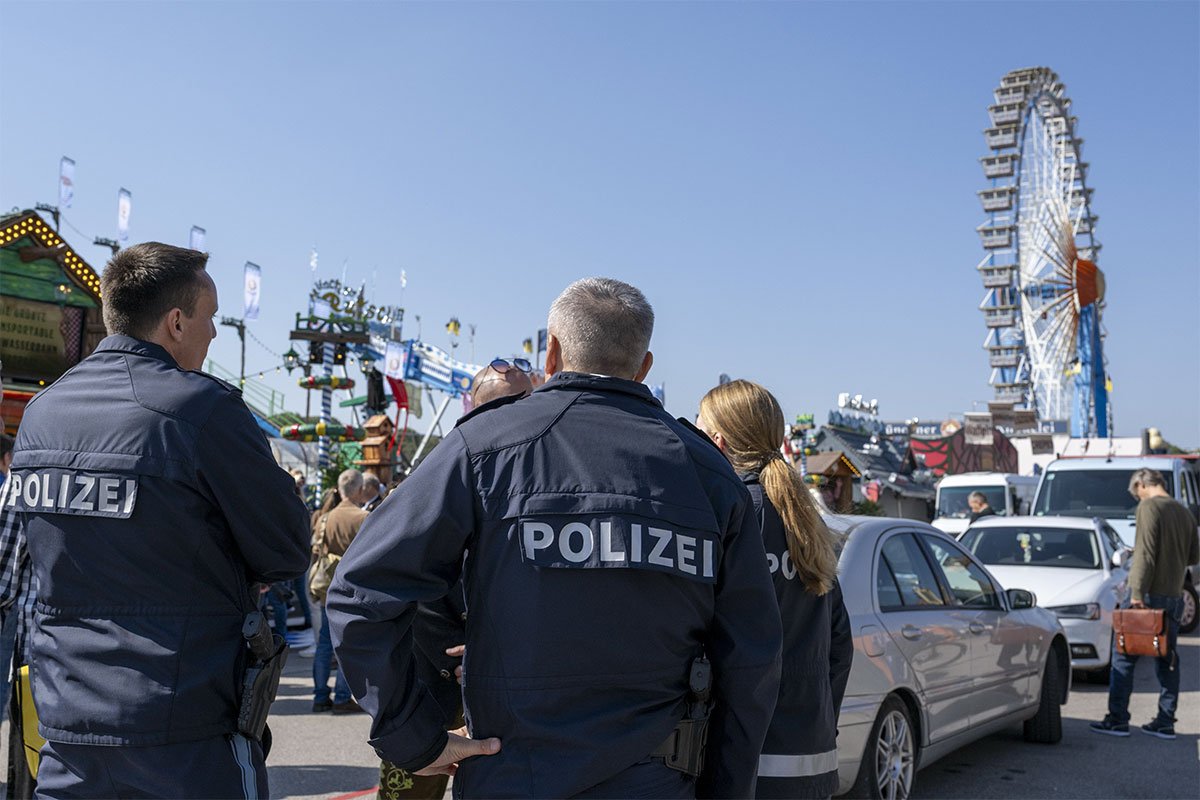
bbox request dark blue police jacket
[327,372,782,798]
[743,477,852,800]
[5,335,310,746]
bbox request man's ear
[163,308,186,343]
[544,334,562,377]
[633,351,653,383]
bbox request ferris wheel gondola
[976,67,1112,437]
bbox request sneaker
[295,647,316,658]
[1139,719,1176,740]
[1089,718,1130,737]
[312,699,333,713]
[331,699,366,715]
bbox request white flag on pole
[117,188,132,241]
[400,269,407,290]
[243,262,261,321]
[310,248,318,273]
[59,157,75,209]
[189,226,206,252]
[384,340,406,379]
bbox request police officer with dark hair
[328,277,782,798]
[5,242,310,798]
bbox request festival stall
[0,211,106,435]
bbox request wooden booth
[1,211,106,435]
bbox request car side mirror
[1112,549,1131,569]
[1006,588,1036,609]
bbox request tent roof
[0,210,102,307]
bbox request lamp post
[220,317,246,386]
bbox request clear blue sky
[2,1,1197,445]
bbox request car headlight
[1048,603,1101,620]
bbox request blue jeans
[261,585,289,637]
[291,576,312,628]
[313,606,350,704]
[1108,594,1182,725]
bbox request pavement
[1,631,1197,799]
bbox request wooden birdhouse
[357,414,397,480]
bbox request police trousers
[34,733,268,800]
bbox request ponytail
[760,455,838,595]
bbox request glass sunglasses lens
[490,358,532,374]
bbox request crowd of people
[0,241,1192,800]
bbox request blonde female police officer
[327,278,782,798]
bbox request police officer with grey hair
[6,242,310,798]
[328,277,782,798]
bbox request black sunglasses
[490,358,532,374]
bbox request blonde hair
[700,380,838,595]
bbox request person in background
[0,468,34,727]
[377,362,534,800]
[311,470,370,714]
[1091,467,1199,740]
[697,379,852,799]
[361,472,385,513]
[967,491,996,523]
[0,434,13,487]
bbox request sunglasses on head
[490,358,532,374]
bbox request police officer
[6,242,310,798]
[327,277,782,798]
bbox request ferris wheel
[976,66,1111,438]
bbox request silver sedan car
[831,517,1069,799]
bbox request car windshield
[937,486,1007,518]
[961,526,1101,569]
[1033,469,1174,519]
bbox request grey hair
[968,491,989,504]
[547,278,654,378]
[337,468,364,498]
[1128,468,1165,493]
[361,472,383,494]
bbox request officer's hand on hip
[414,726,500,776]
[446,645,465,684]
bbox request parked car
[830,516,1068,799]
[1032,455,1200,633]
[959,516,1128,681]
[932,472,1039,536]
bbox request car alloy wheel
[1180,583,1198,634]
[874,707,915,800]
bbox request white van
[1032,455,1200,633]
[932,472,1039,536]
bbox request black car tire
[1180,582,1198,635]
[1024,645,1063,743]
[847,694,917,800]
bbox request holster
[238,634,289,742]
[650,717,710,777]
[650,656,712,777]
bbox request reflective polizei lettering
[8,469,138,518]
[519,518,717,582]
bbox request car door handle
[901,624,923,641]
[969,621,987,635]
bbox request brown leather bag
[1113,608,1169,658]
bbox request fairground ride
[977,66,1112,438]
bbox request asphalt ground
[2,631,1197,799]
